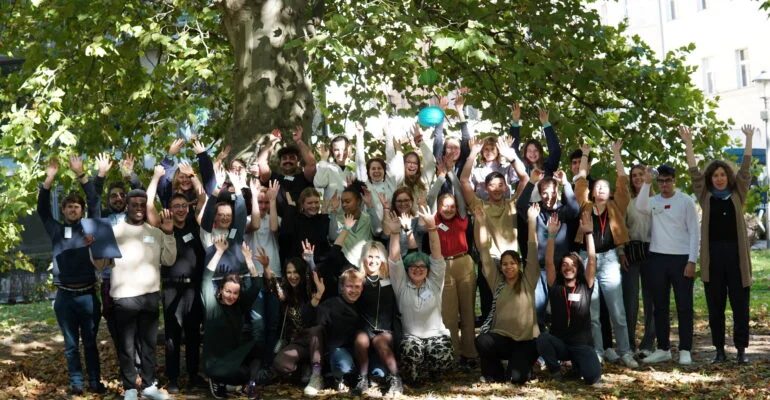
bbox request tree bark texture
[220,0,314,158]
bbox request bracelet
[426,227,438,231]
[546,233,557,239]
[581,155,589,159]
[342,226,352,231]
[76,173,86,180]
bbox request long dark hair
[500,250,523,291]
[403,151,426,192]
[521,139,545,169]
[281,257,311,308]
[704,160,737,192]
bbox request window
[669,0,678,20]
[697,0,708,11]
[703,57,716,94]
[736,49,750,88]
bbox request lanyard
[564,285,577,327]
[596,208,608,241]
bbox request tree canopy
[0,0,736,258]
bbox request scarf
[711,188,731,200]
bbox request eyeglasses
[171,204,189,209]
[408,264,428,270]
[109,193,126,199]
[656,178,674,184]
[395,199,412,203]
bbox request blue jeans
[54,288,101,388]
[330,347,356,379]
[584,250,631,356]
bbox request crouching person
[203,236,264,399]
[385,206,454,386]
[537,212,602,384]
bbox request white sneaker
[596,352,604,365]
[642,349,672,363]
[604,348,620,362]
[638,349,653,358]
[123,389,138,400]
[141,384,169,400]
[621,352,639,368]
[304,375,324,396]
[679,350,692,365]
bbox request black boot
[736,347,749,364]
[711,347,726,364]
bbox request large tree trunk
[220,0,314,159]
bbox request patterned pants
[400,334,454,383]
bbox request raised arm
[678,126,697,170]
[635,169,653,215]
[256,132,280,183]
[509,103,522,158]
[737,125,756,197]
[431,96,450,159]
[497,136,529,195]
[446,169,467,218]
[227,169,248,244]
[191,140,216,195]
[545,213,561,287]
[555,170,580,219]
[416,125,437,184]
[418,205,442,259]
[610,140,631,212]
[385,211,403,262]
[527,202,540,244]
[38,160,59,232]
[580,210,597,288]
[354,123,368,182]
[611,140,627,178]
[266,180,280,232]
[460,137,482,209]
[68,155,100,217]
[473,204,498,288]
[145,165,166,227]
[158,209,178,266]
[539,109,561,175]
[246,178,262,233]
[158,139,184,206]
[292,125,317,182]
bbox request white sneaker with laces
[604,348,620,363]
[304,375,324,396]
[642,349,672,363]
[679,350,692,365]
[621,352,639,368]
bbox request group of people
[40,95,757,399]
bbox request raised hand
[241,242,253,262]
[411,123,423,144]
[610,140,623,154]
[292,125,304,143]
[553,170,568,186]
[312,271,325,298]
[215,144,231,165]
[510,103,521,122]
[416,205,436,230]
[192,139,207,155]
[741,124,756,138]
[362,186,373,208]
[178,161,194,177]
[248,160,260,177]
[579,210,594,233]
[538,108,549,125]
[213,235,228,252]
[301,239,315,256]
[266,180,280,201]
[579,143,591,156]
[472,203,485,223]
[678,126,693,143]
[469,137,483,154]
[529,168,545,184]
[96,153,113,176]
[255,247,270,268]
[68,155,84,176]
[527,203,541,222]
[496,137,517,161]
[45,158,59,179]
[546,213,561,237]
[249,177,262,195]
[160,208,174,233]
[214,164,227,189]
[317,143,329,161]
[454,94,465,109]
[383,210,402,233]
[119,154,135,178]
[378,192,389,209]
[416,194,427,208]
[343,213,357,229]
[169,138,185,156]
[398,212,413,230]
[438,96,450,110]
[153,165,165,180]
[442,155,456,172]
[435,157,447,177]
[227,169,245,192]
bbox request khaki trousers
[440,254,478,358]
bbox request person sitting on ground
[203,236,265,400]
[537,212,602,384]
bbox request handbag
[624,240,649,264]
[273,310,289,354]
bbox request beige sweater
[690,156,752,287]
[110,221,177,299]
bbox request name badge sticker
[568,293,581,302]
[284,175,295,182]
[64,227,72,239]
[437,223,449,232]
[419,288,432,300]
[228,229,237,239]
[183,233,194,243]
[380,279,391,287]
[143,235,155,244]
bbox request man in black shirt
[537,212,601,384]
